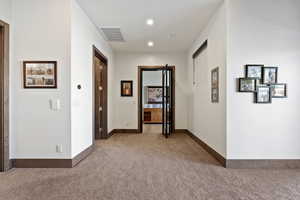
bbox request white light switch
[56,145,63,153]
[50,99,61,111]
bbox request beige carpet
[1,126,300,200]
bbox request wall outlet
[56,145,63,153]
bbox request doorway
[93,46,108,139]
[138,66,175,136]
[0,20,9,172]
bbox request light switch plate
[56,145,63,153]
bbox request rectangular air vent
[100,27,125,42]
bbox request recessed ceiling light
[146,19,154,26]
[147,41,154,47]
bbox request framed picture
[255,86,272,104]
[263,67,278,84]
[23,61,57,89]
[270,83,287,98]
[121,80,133,97]
[147,86,163,104]
[239,78,256,92]
[211,67,219,103]
[246,64,263,79]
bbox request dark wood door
[94,55,107,139]
[0,26,3,171]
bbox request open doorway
[0,20,9,172]
[138,66,175,136]
[93,46,108,140]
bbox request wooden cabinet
[144,108,162,123]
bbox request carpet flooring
[1,125,300,200]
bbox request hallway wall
[226,0,300,159]
[0,0,11,23]
[70,0,115,157]
[114,52,188,130]
[11,0,72,158]
[187,3,227,157]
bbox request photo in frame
[255,86,272,104]
[270,83,287,98]
[211,67,219,103]
[23,61,57,89]
[121,80,133,97]
[147,86,163,104]
[246,64,263,79]
[239,78,256,92]
[263,67,278,84]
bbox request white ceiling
[77,0,223,53]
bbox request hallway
[1,131,300,200]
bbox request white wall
[114,52,188,129]
[227,0,300,159]
[187,3,227,157]
[70,0,115,157]
[0,0,11,23]
[11,0,72,158]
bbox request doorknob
[99,107,103,112]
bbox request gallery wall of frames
[238,65,287,104]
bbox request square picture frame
[147,86,163,104]
[270,83,287,98]
[255,86,272,104]
[211,67,219,103]
[239,78,257,93]
[263,67,278,84]
[23,61,57,89]
[245,64,263,79]
[121,80,133,97]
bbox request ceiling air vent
[100,27,125,42]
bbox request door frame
[0,20,10,172]
[137,66,175,133]
[93,46,108,140]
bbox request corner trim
[184,130,226,167]
[183,129,300,169]
[112,129,140,134]
[226,159,300,169]
[13,145,94,168]
[71,145,94,167]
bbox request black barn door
[162,65,173,138]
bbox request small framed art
[121,80,133,97]
[246,64,263,79]
[263,67,278,84]
[255,86,272,104]
[211,67,219,103]
[147,86,163,104]
[23,61,57,89]
[270,83,287,98]
[239,78,256,92]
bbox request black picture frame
[245,64,263,79]
[23,61,57,89]
[263,67,278,84]
[255,86,272,104]
[239,78,257,93]
[270,83,287,98]
[121,80,133,97]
